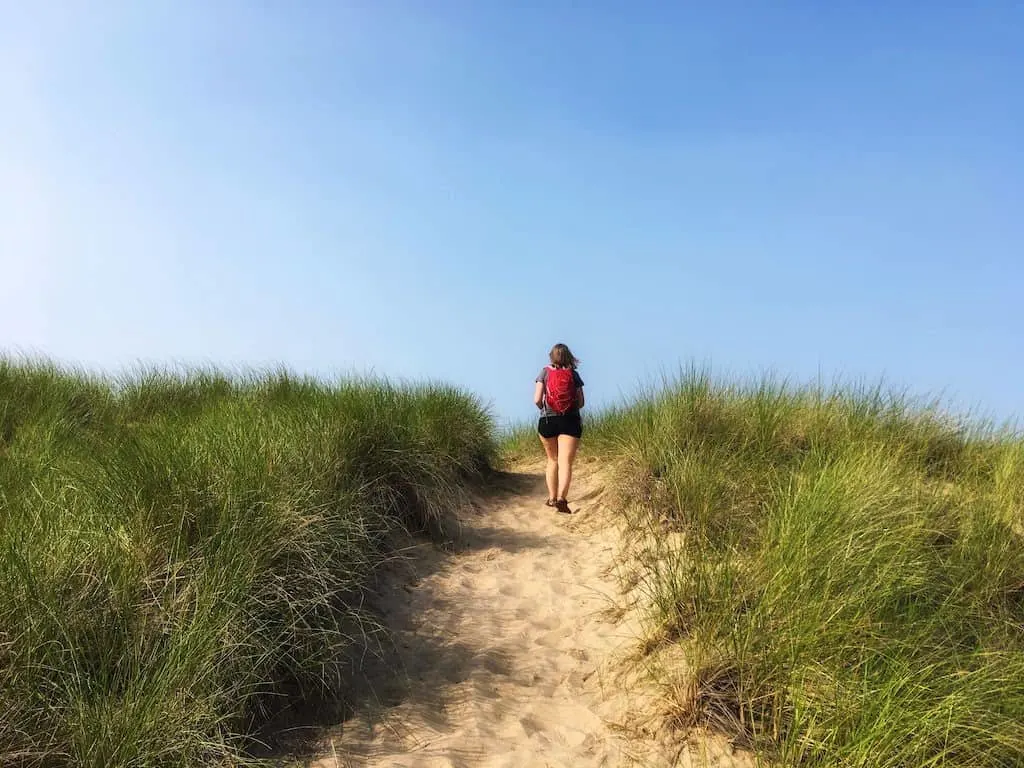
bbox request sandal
[545,499,557,507]
[555,498,572,514]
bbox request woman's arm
[534,381,544,409]
[577,386,585,409]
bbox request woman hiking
[534,343,585,514]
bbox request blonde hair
[548,343,579,369]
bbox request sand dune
[311,461,747,767]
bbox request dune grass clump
[580,369,1024,766]
[0,358,494,767]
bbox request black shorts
[537,412,583,439]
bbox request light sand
[311,460,748,768]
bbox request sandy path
[311,462,738,768]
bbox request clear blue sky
[3,2,1022,427]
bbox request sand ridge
[312,461,740,767]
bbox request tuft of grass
[0,358,495,767]
[572,367,1024,767]
[498,422,542,466]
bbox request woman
[534,343,585,514]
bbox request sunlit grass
[557,367,1024,766]
[0,358,495,767]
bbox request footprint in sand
[498,581,523,598]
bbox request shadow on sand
[247,470,546,764]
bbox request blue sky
[2,2,1022,427]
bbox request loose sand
[309,460,750,767]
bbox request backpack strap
[541,365,556,414]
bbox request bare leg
[556,434,580,501]
[539,435,559,502]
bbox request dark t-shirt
[536,366,584,418]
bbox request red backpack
[544,366,577,414]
